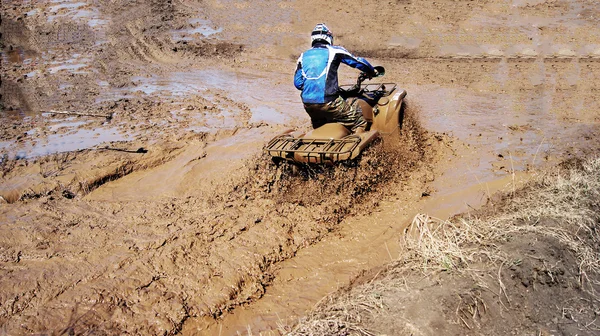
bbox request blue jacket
[294,43,375,104]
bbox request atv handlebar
[358,66,385,85]
[340,66,386,96]
[359,65,385,82]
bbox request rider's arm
[294,56,305,90]
[338,48,376,76]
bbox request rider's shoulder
[327,45,351,54]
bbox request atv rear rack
[264,134,362,163]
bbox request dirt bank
[2,0,600,335]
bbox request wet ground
[1,0,600,334]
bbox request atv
[264,66,406,164]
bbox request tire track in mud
[0,104,435,334]
[98,0,243,76]
[0,136,187,204]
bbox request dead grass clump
[286,287,387,336]
[403,214,504,272]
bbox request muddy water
[0,113,132,159]
[125,69,302,126]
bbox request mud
[2,0,600,335]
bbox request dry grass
[286,288,387,336]
[406,156,600,281]
[290,156,600,335]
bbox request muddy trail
[2,0,600,335]
[0,109,432,335]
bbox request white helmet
[311,23,333,45]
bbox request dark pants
[303,96,366,131]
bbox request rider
[294,23,377,132]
